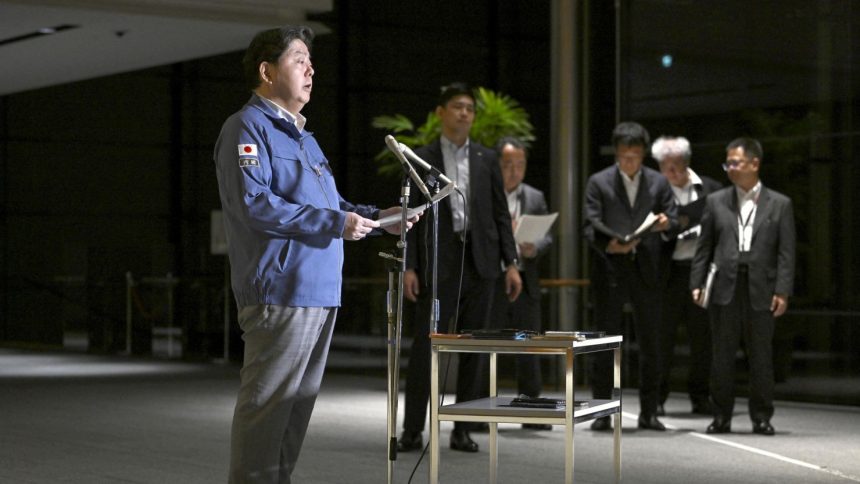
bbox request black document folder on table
[507,395,589,410]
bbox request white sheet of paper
[376,182,456,228]
[622,211,659,242]
[514,212,558,245]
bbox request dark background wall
[2,0,859,401]
[0,0,558,355]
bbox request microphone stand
[427,177,441,334]
[383,173,411,484]
[380,144,447,482]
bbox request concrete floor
[1,348,859,484]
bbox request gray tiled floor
[1,348,859,484]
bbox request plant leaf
[371,87,535,176]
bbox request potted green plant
[371,87,536,176]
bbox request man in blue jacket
[214,26,416,483]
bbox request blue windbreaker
[214,95,378,308]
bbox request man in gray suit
[490,136,553,430]
[691,137,796,436]
[584,121,678,431]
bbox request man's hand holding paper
[650,212,670,232]
[512,212,558,245]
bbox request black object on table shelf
[466,329,537,340]
[507,395,590,409]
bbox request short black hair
[495,136,528,158]
[242,25,314,91]
[438,82,475,107]
[726,137,763,160]
[611,121,650,150]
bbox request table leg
[430,345,439,484]
[489,352,497,483]
[613,346,622,483]
[565,347,574,484]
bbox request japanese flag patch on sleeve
[238,144,258,156]
[237,144,259,167]
[239,144,260,168]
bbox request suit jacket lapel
[725,188,739,238]
[517,187,527,217]
[612,166,633,215]
[466,142,482,216]
[633,170,650,217]
[751,186,771,241]
[425,140,452,221]
[693,180,705,199]
[427,140,444,172]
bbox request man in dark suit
[691,137,795,436]
[397,83,522,453]
[584,121,678,432]
[489,136,553,430]
[652,136,722,416]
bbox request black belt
[672,259,692,267]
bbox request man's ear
[258,62,271,85]
[434,105,444,118]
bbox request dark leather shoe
[752,420,775,436]
[656,403,666,416]
[590,416,611,431]
[396,430,423,452]
[638,414,666,431]
[706,417,731,434]
[522,423,552,431]
[450,429,479,452]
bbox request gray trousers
[229,305,337,484]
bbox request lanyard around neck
[737,191,760,229]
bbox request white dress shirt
[671,168,703,261]
[440,136,470,233]
[736,181,762,252]
[620,168,641,207]
[505,185,524,270]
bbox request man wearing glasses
[691,137,796,436]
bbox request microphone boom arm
[398,142,455,188]
[385,135,433,201]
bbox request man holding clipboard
[653,136,722,417]
[583,122,678,432]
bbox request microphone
[384,135,432,200]
[398,142,455,187]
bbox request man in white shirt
[652,136,722,416]
[691,137,796,436]
[583,122,678,432]
[490,136,553,430]
[398,83,522,453]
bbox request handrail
[538,278,590,288]
[341,277,592,288]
